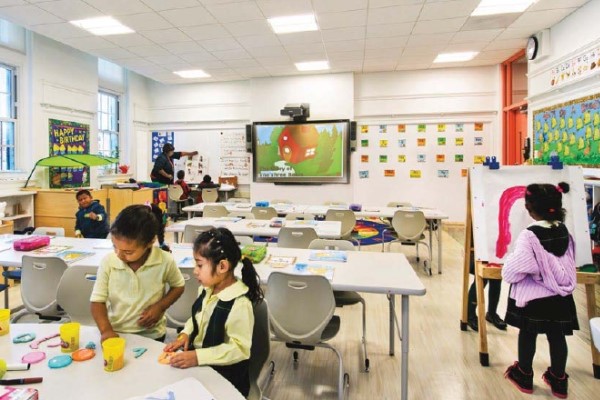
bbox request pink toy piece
[13,236,51,251]
[30,333,60,349]
[22,351,46,364]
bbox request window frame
[97,90,120,159]
[0,62,17,171]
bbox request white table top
[0,324,244,400]
[166,217,342,239]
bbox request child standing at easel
[503,182,578,399]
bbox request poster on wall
[174,155,207,183]
[48,119,90,188]
[533,92,600,166]
[151,131,174,162]
[220,131,251,184]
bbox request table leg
[475,265,489,366]
[401,295,409,400]
[389,294,395,356]
[187,210,192,219]
[174,232,180,243]
[437,220,442,274]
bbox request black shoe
[486,312,507,330]
[542,367,568,399]
[505,361,534,394]
[467,315,478,332]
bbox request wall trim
[355,91,496,102]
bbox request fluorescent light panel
[471,0,536,16]
[295,61,330,71]
[173,70,211,79]
[434,52,478,63]
[268,14,318,34]
[70,17,134,36]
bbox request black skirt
[504,293,579,335]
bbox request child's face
[111,236,153,265]
[193,253,228,288]
[77,193,93,209]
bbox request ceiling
[0,0,590,84]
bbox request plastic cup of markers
[102,337,126,372]
[0,309,10,337]
[59,322,80,353]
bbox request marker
[0,377,43,385]
[6,363,30,371]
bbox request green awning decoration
[24,154,120,188]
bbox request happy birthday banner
[48,119,90,188]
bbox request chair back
[202,205,228,218]
[234,235,254,246]
[183,224,215,243]
[271,199,291,204]
[251,206,278,220]
[277,227,318,249]
[325,209,356,238]
[266,272,335,345]
[387,201,412,208]
[56,266,97,325]
[229,197,250,203]
[21,256,68,316]
[309,238,355,252]
[248,299,270,400]
[323,201,347,206]
[32,227,65,237]
[202,188,219,203]
[168,185,184,201]
[228,211,255,219]
[391,210,426,241]
[285,212,315,221]
[166,267,200,328]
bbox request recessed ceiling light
[434,52,479,63]
[173,70,211,79]
[471,0,536,16]
[268,14,318,34]
[295,61,330,71]
[70,17,134,36]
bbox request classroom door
[504,109,527,165]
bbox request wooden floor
[4,227,599,399]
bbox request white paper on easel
[124,377,215,400]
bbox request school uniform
[90,247,185,339]
[181,280,254,397]
[75,200,109,238]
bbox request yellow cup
[0,309,9,337]
[102,337,126,372]
[59,322,80,353]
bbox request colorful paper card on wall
[410,170,422,178]
[436,154,445,162]
[49,119,91,188]
[438,169,449,178]
[361,125,368,133]
[474,155,485,164]
[361,139,369,147]
[474,137,483,146]
[152,131,174,162]
[437,137,446,145]
[380,139,388,147]
[361,155,369,163]
[359,170,369,178]
[379,155,388,162]
[384,169,395,177]
[398,155,406,162]
[397,124,406,133]
[417,154,426,162]
[455,137,464,146]
[461,168,468,177]
[417,138,426,146]
[455,154,464,162]
[455,123,464,132]
[437,124,446,132]
[417,124,426,133]
[398,139,406,147]
[474,122,483,131]
[379,125,387,133]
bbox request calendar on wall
[220,131,251,184]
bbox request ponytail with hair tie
[241,257,264,305]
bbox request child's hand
[88,212,97,220]
[75,232,83,238]
[163,333,188,352]
[100,330,119,343]
[137,304,164,328]
[169,350,198,369]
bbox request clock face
[527,36,538,60]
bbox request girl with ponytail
[163,227,263,397]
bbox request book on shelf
[55,250,94,264]
[293,263,335,280]
[265,254,297,268]
[308,250,348,262]
[124,377,214,400]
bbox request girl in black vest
[164,227,263,397]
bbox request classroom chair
[202,205,229,218]
[266,272,348,400]
[12,256,69,322]
[56,266,97,325]
[284,212,315,221]
[323,201,347,207]
[325,209,359,248]
[382,209,432,275]
[251,207,278,220]
[309,239,369,371]
[167,185,188,222]
[165,267,200,330]
[277,227,318,249]
[32,226,66,237]
[591,318,600,352]
[248,299,273,400]
[183,225,215,243]
[202,188,219,203]
[234,235,254,246]
[228,211,256,219]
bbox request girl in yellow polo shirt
[163,227,264,397]
[90,205,185,342]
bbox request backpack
[590,202,600,244]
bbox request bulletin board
[220,131,251,184]
[48,119,90,188]
[469,165,591,267]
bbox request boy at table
[74,189,109,239]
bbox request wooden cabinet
[0,190,36,232]
[106,188,154,221]
[0,220,14,234]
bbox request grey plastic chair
[325,209,359,248]
[591,317,600,352]
[308,239,369,371]
[383,210,432,274]
[165,267,200,330]
[248,300,273,400]
[202,204,229,218]
[167,185,188,221]
[251,206,278,220]
[183,224,215,243]
[277,227,318,249]
[228,211,256,219]
[202,188,219,203]
[32,227,65,237]
[56,265,97,325]
[266,272,348,400]
[284,212,315,221]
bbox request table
[166,217,342,243]
[0,323,244,399]
[188,184,236,201]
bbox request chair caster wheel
[344,373,350,387]
[293,351,299,363]
[365,358,370,372]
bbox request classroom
[1,1,600,399]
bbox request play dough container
[0,309,9,336]
[0,358,6,378]
[102,337,125,372]
[59,322,80,353]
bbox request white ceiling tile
[419,0,478,21]
[396,54,435,64]
[528,0,588,12]
[140,28,191,44]
[462,14,520,31]
[224,58,261,68]
[246,45,288,58]
[277,31,322,45]
[476,49,519,60]
[325,40,365,52]
[236,34,280,49]
[401,45,446,56]
[484,38,526,51]
[328,50,364,61]
[443,42,488,52]
[366,36,408,50]
[179,50,218,63]
[181,24,231,40]
[212,48,251,60]
[321,26,365,42]
[365,48,401,59]
[413,17,467,35]
[35,0,103,21]
[223,20,272,36]
[313,0,367,13]
[495,28,536,41]
[370,0,424,8]
[235,67,270,78]
[256,0,313,18]
[104,33,154,47]
[396,63,430,71]
[91,47,137,60]
[316,9,367,30]
[329,59,363,70]
[451,29,503,43]
[284,42,326,55]
[118,58,156,68]
[63,36,117,50]
[509,8,577,31]
[128,44,172,57]
[159,7,216,27]
[263,64,297,74]
[81,0,153,16]
[366,22,414,38]
[117,12,174,31]
[141,0,202,12]
[363,59,398,71]
[163,41,206,55]
[32,23,91,39]
[406,33,453,47]
[129,65,169,74]
[199,37,243,52]
[0,1,27,7]
[368,5,422,24]
[289,52,328,62]
[0,5,63,25]
[145,55,188,66]
[204,2,264,23]
[192,59,229,69]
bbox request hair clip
[144,201,152,209]
[556,185,563,193]
[549,208,555,212]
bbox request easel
[460,169,600,378]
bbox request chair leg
[322,344,348,400]
[359,297,369,372]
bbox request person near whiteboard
[151,143,198,184]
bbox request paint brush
[0,377,43,385]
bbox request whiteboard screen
[470,165,591,266]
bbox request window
[0,64,15,171]
[97,91,119,158]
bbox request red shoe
[505,361,534,394]
[542,367,568,399]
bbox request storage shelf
[2,213,32,221]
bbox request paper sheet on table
[124,377,215,400]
